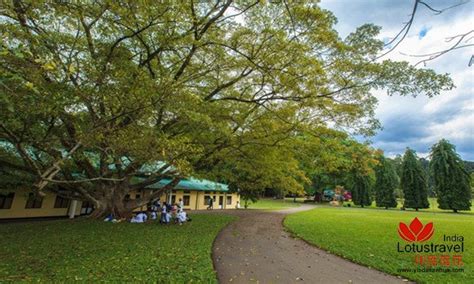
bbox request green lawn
[246,198,302,210]
[285,207,473,284]
[343,197,473,215]
[0,214,236,282]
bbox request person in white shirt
[178,198,184,211]
[160,202,168,224]
[177,210,187,225]
[131,212,146,223]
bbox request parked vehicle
[323,189,335,201]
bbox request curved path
[212,205,409,283]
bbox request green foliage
[0,147,36,191]
[0,214,235,282]
[0,1,453,214]
[471,173,474,195]
[400,149,429,210]
[464,161,474,173]
[346,197,473,214]
[296,133,378,197]
[350,173,372,207]
[374,155,398,209]
[430,139,472,212]
[390,155,403,178]
[246,198,301,210]
[285,207,474,284]
[419,157,435,197]
[337,141,377,207]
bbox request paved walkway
[211,205,409,283]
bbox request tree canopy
[430,139,471,212]
[374,154,398,209]
[400,148,429,210]
[0,1,453,217]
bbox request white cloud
[321,0,474,160]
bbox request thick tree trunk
[87,178,180,219]
[89,196,133,219]
[88,185,132,219]
[90,200,133,219]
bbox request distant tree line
[303,139,471,213]
[356,139,471,212]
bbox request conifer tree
[375,155,398,209]
[430,139,471,212]
[351,173,372,208]
[400,148,429,211]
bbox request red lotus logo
[398,217,434,242]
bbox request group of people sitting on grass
[103,198,190,225]
[155,199,189,225]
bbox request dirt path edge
[281,211,414,283]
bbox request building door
[219,196,224,209]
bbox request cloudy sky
[320,0,474,160]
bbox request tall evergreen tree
[375,155,398,209]
[351,173,372,208]
[391,154,403,177]
[400,148,429,211]
[420,157,435,197]
[430,139,472,213]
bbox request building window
[0,193,14,209]
[183,195,190,206]
[54,195,70,208]
[204,195,210,205]
[171,195,176,204]
[226,196,232,205]
[135,194,141,199]
[25,193,43,209]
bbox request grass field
[284,207,474,284]
[0,214,236,282]
[246,198,302,210]
[343,198,473,214]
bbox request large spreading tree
[430,139,471,212]
[400,148,429,211]
[374,154,398,209]
[0,1,452,218]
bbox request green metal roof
[1,141,229,192]
[147,178,229,192]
